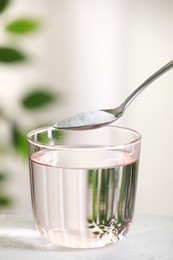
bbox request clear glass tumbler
[27,125,141,248]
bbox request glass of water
[27,125,141,248]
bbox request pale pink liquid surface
[29,150,139,248]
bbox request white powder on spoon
[56,110,116,128]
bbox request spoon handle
[122,60,173,110]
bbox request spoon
[54,60,173,130]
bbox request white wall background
[0,0,173,216]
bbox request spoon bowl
[54,60,173,130]
[54,110,116,130]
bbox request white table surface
[0,215,173,260]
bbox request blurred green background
[0,0,62,212]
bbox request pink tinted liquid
[29,150,139,248]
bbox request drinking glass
[27,125,141,248]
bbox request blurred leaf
[21,89,56,109]
[52,130,63,140]
[0,0,10,14]
[87,218,93,224]
[88,225,95,229]
[37,130,63,144]
[6,18,39,34]
[12,124,28,158]
[93,231,100,236]
[0,196,12,208]
[0,47,26,62]
[37,132,49,143]
[0,172,7,182]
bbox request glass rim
[27,125,142,151]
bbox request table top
[0,215,173,260]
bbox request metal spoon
[54,60,173,130]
